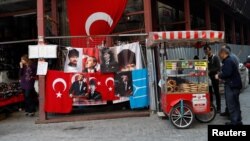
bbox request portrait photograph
[64,47,83,73]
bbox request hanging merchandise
[115,71,133,97]
[46,42,148,113]
[66,0,127,47]
[82,48,100,73]
[64,47,83,73]
[129,69,149,109]
[100,42,143,73]
[45,70,72,113]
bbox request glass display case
[163,59,209,94]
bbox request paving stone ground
[0,86,249,141]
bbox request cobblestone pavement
[0,86,249,141]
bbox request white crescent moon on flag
[85,12,113,36]
[52,78,67,92]
[89,77,96,81]
[71,74,79,83]
[105,77,114,86]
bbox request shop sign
[192,94,207,112]
[194,61,207,70]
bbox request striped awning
[147,30,225,47]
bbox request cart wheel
[170,103,194,129]
[195,104,216,123]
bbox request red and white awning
[147,30,225,47]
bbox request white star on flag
[97,81,101,85]
[56,92,62,98]
[108,87,113,91]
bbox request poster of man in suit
[86,79,102,100]
[100,48,119,73]
[83,56,98,73]
[115,71,133,97]
[82,48,100,73]
[69,74,88,97]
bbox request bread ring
[167,86,174,92]
[167,79,176,87]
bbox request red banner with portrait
[66,0,127,48]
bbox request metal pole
[37,0,47,122]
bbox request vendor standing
[215,48,242,125]
[203,45,221,113]
[19,55,37,117]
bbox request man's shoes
[216,109,221,114]
[29,113,35,117]
[220,112,230,117]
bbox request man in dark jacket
[216,48,242,125]
[204,45,221,112]
[69,74,88,97]
[86,79,102,100]
[220,45,240,117]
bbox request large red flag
[66,0,127,47]
[45,70,72,113]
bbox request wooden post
[143,0,153,32]
[240,24,244,45]
[220,10,225,31]
[248,25,250,45]
[51,0,58,36]
[37,0,47,122]
[205,0,211,30]
[231,18,236,44]
[184,0,191,30]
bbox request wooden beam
[51,0,58,36]
[37,0,47,122]
[35,110,150,124]
[248,25,250,45]
[126,11,144,16]
[0,9,36,18]
[240,24,244,45]
[220,10,225,31]
[205,0,211,30]
[231,18,236,44]
[184,0,191,30]
[143,0,153,32]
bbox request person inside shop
[83,56,98,73]
[19,54,37,117]
[118,49,137,71]
[86,79,102,100]
[203,45,221,113]
[220,45,241,117]
[215,48,242,125]
[69,74,88,97]
[193,55,199,60]
[100,48,119,73]
[66,49,79,72]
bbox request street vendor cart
[147,30,225,129]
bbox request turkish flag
[67,0,127,48]
[88,73,116,100]
[45,70,72,113]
